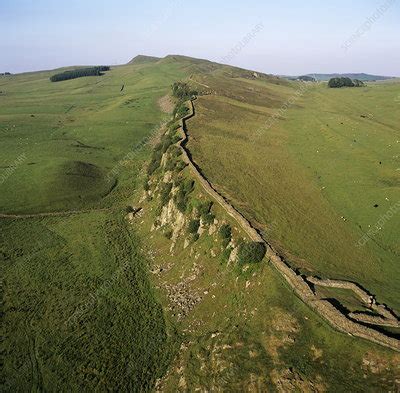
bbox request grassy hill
[1,55,399,391]
[128,54,161,65]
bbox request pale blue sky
[1,0,399,75]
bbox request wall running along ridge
[175,99,399,352]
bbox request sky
[1,0,399,76]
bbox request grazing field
[187,73,400,313]
[0,58,191,390]
[1,213,175,391]
[0,60,188,213]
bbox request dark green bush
[219,224,232,240]
[164,229,173,239]
[237,242,266,264]
[147,150,162,175]
[188,219,200,234]
[198,201,212,216]
[160,182,173,206]
[203,213,215,225]
[174,178,195,213]
[197,201,215,225]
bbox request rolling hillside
[1,55,399,391]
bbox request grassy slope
[135,140,399,392]
[186,72,400,313]
[0,60,190,390]
[0,61,187,213]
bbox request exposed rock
[228,246,238,264]
[159,199,186,241]
[163,170,173,183]
[183,238,190,249]
[161,152,168,168]
[208,223,217,235]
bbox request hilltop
[127,54,161,64]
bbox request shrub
[172,82,198,100]
[169,145,181,157]
[147,150,162,175]
[191,233,200,242]
[221,247,232,263]
[164,229,173,239]
[175,161,187,172]
[197,201,215,225]
[143,178,150,191]
[160,182,173,206]
[171,134,182,144]
[219,224,232,240]
[126,206,135,213]
[202,213,215,225]
[198,201,212,217]
[188,219,200,234]
[174,178,194,213]
[164,160,175,172]
[237,242,266,264]
[173,102,189,119]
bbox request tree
[328,77,357,88]
[237,242,266,264]
[353,79,365,87]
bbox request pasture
[187,74,400,313]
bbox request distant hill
[298,73,393,82]
[128,55,161,65]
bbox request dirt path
[178,99,399,352]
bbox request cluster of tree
[171,82,198,100]
[1,72,11,76]
[297,75,316,82]
[328,77,365,88]
[50,66,110,82]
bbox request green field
[0,58,191,390]
[1,56,399,391]
[187,73,400,313]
